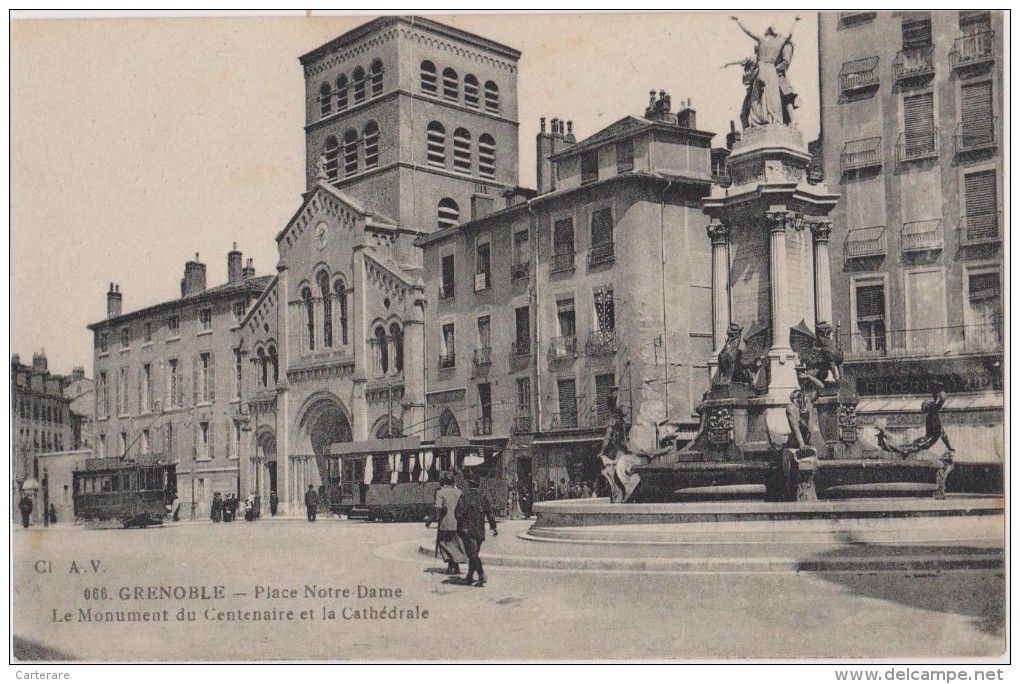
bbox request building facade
[236,16,521,514]
[818,11,1004,460]
[11,352,75,489]
[418,93,716,492]
[87,248,271,518]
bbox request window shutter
[192,356,199,405]
[591,208,613,247]
[113,372,120,416]
[225,419,233,457]
[901,13,932,49]
[208,421,215,459]
[209,353,216,403]
[856,285,886,319]
[903,93,934,155]
[554,218,574,253]
[961,82,993,144]
[557,378,577,425]
[969,273,1000,301]
[594,374,615,425]
[193,423,198,459]
[137,367,143,414]
[964,170,997,216]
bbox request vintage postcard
[10,11,1006,666]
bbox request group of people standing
[209,492,264,523]
[426,471,498,587]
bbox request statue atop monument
[729,15,801,128]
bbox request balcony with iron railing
[510,339,532,358]
[474,416,493,436]
[840,137,882,174]
[585,329,618,356]
[955,118,998,157]
[839,11,876,26]
[844,226,887,259]
[587,241,615,267]
[839,57,880,93]
[438,352,456,369]
[473,347,492,367]
[549,412,580,430]
[844,324,1002,361]
[512,415,532,433]
[511,262,530,281]
[892,46,935,83]
[900,219,943,253]
[959,212,1002,246]
[950,31,995,70]
[550,251,576,273]
[896,132,938,165]
[549,335,578,360]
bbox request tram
[73,455,176,528]
[318,436,508,522]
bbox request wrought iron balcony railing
[900,219,943,253]
[896,132,938,165]
[586,329,618,355]
[474,416,493,436]
[510,339,532,357]
[955,117,998,157]
[549,412,579,430]
[587,241,615,267]
[959,212,1002,246]
[839,57,880,93]
[844,324,1002,360]
[892,46,935,82]
[844,226,887,259]
[839,11,876,26]
[840,137,882,174]
[438,352,456,369]
[950,31,995,70]
[549,335,577,360]
[550,251,575,273]
[511,262,530,281]
[473,347,492,367]
[512,416,532,433]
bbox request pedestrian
[210,492,222,523]
[253,493,261,519]
[518,482,533,519]
[580,481,592,498]
[305,484,319,522]
[454,473,498,587]
[244,492,256,522]
[18,494,33,528]
[48,503,57,524]
[269,490,278,516]
[170,494,181,522]
[222,494,234,523]
[426,472,468,575]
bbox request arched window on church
[453,128,472,173]
[464,74,480,108]
[438,198,460,230]
[442,67,459,102]
[352,66,366,104]
[363,121,379,169]
[390,322,404,374]
[318,271,332,348]
[336,75,349,111]
[302,287,315,351]
[478,134,496,179]
[374,325,388,376]
[370,59,384,97]
[343,129,359,177]
[268,345,279,385]
[256,348,267,387]
[426,122,446,168]
[484,81,500,114]
[319,83,332,118]
[322,136,340,182]
[420,60,438,95]
[334,279,349,346]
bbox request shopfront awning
[530,435,605,447]
[329,437,421,456]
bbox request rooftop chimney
[32,350,48,374]
[536,114,576,195]
[181,253,207,298]
[107,282,123,319]
[676,99,696,129]
[242,258,256,280]
[644,89,674,122]
[11,353,20,367]
[71,366,86,382]
[227,243,243,284]
[725,120,742,150]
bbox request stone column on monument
[810,220,833,325]
[765,210,799,394]
[707,223,732,354]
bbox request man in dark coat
[18,494,33,528]
[454,474,498,587]
[269,490,279,516]
[304,484,319,522]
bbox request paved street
[12,518,1004,661]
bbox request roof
[276,182,398,246]
[88,275,275,331]
[549,115,716,162]
[299,15,521,67]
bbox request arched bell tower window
[318,271,332,348]
[420,60,437,95]
[478,134,496,179]
[343,129,359,177]
[442,68,459,102]
[336,75,349,111]
[370,59,384,97]
[453,128,472,173]
[363,121,379,169]
[438,198,460,230]
[484,80,500,114]
[302,287,315,351]
[426,122,446,168]
[318,83,332,118]
[322,136,339,182]
[464,74,480,108]
[352,66,366,104]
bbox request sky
[10,11,819,378]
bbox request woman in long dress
[731,16,800,127]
